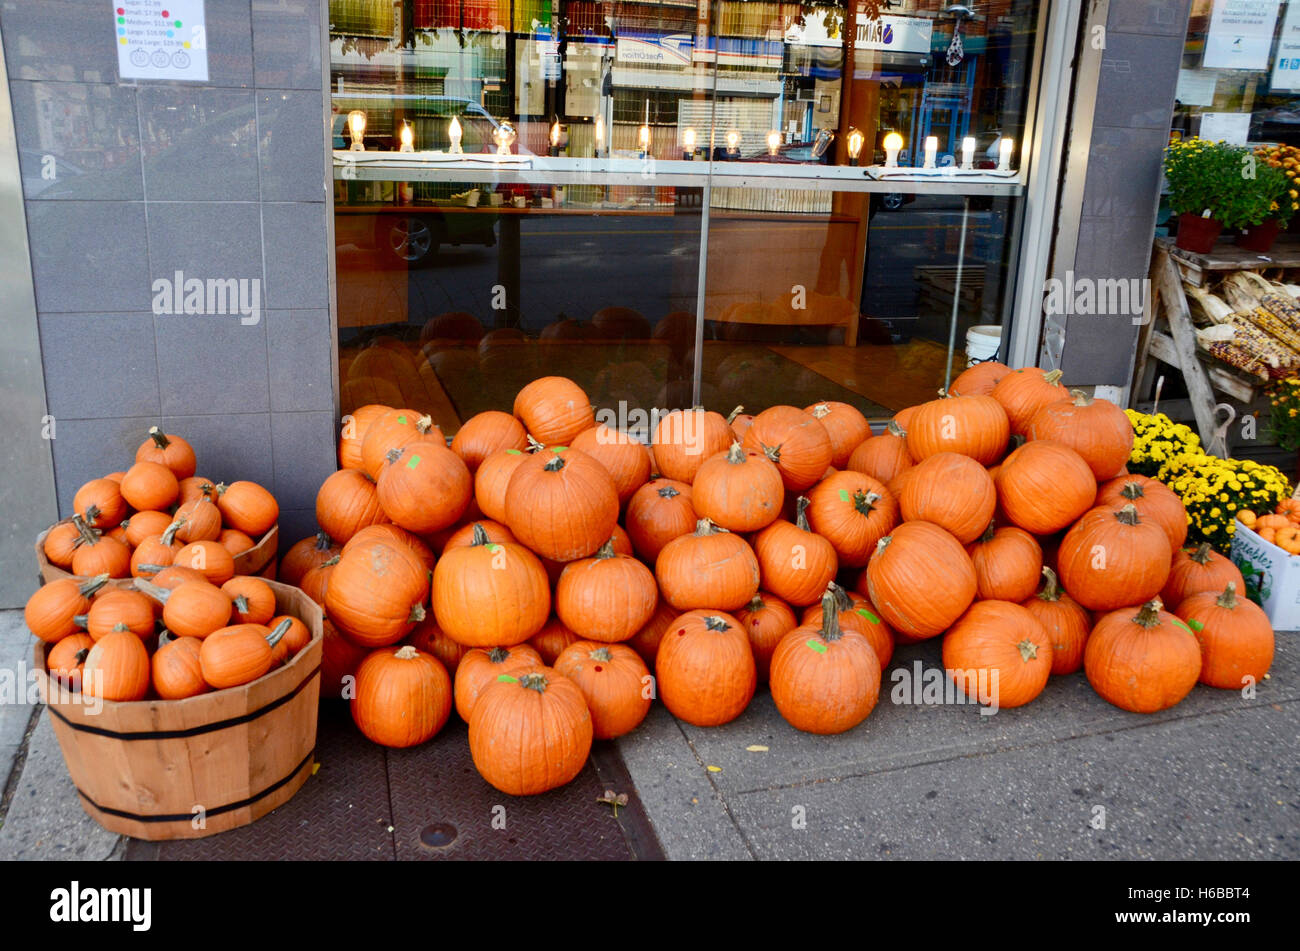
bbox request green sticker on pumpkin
[1171,618,1194,634]
[856,607,881,624]
[486,543,501,553]
[1187,618,1205,632]
[406,454,421,469]
[496,674,518,683]
[806,638,827,654]
[397,414,407,424]
[506,449,522,455]
[838,489,850,502]
[551,446,567,453]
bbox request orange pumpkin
[1026,390,1133,481]
[691,442,785,532]
[1058,504,1172,612]
[624,478,696,563]
[529,615,581,665]
[173,495,223,543]
[513,376,596,446]
[442,519,516,552]
[967,523,1043,602]
[24,574,109,644]
[81,588,155,640]
[404,616,468,674]
[152,634,209,700]
[734,592,798,683]
[655,518,760,612]
[47,634,95,691]
[570,423,652,505]
[990,366,1067,435]
[69,516,131,579]
[214,481,279,537]
[134,427,197,480]
[798,583,895,669]
[360,409,442,480]
[864,521,977,640]
[555,539,658,643]
[223,575,277,625]
[1161,543,1247,610]
[315,468,389,544]
[451,410,530,473]
[73,478,128,530]
[1084,601,1200,713]
[82,630,150,701]
[172,540,236,586]
[119,461,179,512]
[338,404,390,471]
[200,619,290,689]
[651,407,733,484]
[352,645,453,747]
[1177,583,1274,689]
[279,531,340,587]
[43,521,82,570]
[504,446,619,562]
[1021,567,1092,675]
[752,496,838,607]
[137,578,233,640]
[270,614,312,661]
[124,510,175,548]
[805,470,899,567]
[805,401,871,469]
[949,360,1011,397]
[655,611,755,727]
[554,642,652,740]
[431,524,550,647]
[326,538,430,648]
[741,405,833,492]
[942,600,1053,709]
[375,441,472,535]
[453,644,544,721]
[900,452,997,544]
[846,420,913,486]
[1095,474,1188,551]
[906,394,1010,466]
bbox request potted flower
[1164,139,1264,253]
[1243,147,1300,251]
[1267,376,1300,478]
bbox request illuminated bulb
[767,129,781,156]
[399,121,414,153]
[961,136,975,169]
[883,131,903,167]
[999,137,1014,171]
[726,129,740,152]
[448,115,463,154]
[847,127,864,165]
[683,127,696,153]
[924,136,938,169]
[595,116,605,153]
[638,123,651,154]
[494,120,516,157]
[550,119,561,148]
[347,110,366,151]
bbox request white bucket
[965,325,1002,367]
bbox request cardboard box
[1229,519,1300,630]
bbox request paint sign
[854,13,933,54]
[1203,0,1280,71]
[115,0,208,81]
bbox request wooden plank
[1153,246,1222,451]
[1130,249,1160,400]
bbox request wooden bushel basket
[34,519,278,584]
[33,581,322,840]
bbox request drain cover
[419,822,458,850]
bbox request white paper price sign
[115,0,208,81]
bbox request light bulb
[638,124,651,153]
[399,121,414,153]
[998,137,1014,171]
[347,110,366,151]
[550,119,561,148]
[726,129,740,152]
[494,121,516,157]
[767,129,781,156]
[594,116,605,153]
[924,136,938,169]
[847,127,864,165]
[683,127,696,152]
[883,131,903,167]
[961,136,975,169]
[448,115,463,154]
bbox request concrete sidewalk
[2,605,1296,861]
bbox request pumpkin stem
[112,622,130,633]
[726,441,746,464]
[595,539,617,559]
[795,496,812,532]
[1118,481,1146,501]
[1190,542,1215,566]
[394,645,419,660]
[83,503,103,527]
[589,646,613,662]
[1114,503,1141,526]
[827,581,853,613]
[818,588,843,642]
[1044,369,1064,385]
[876,534,892,554]
[1016,639,1039,662]
[233,594,250,615]
[526,435,546,452]
[1069,389,1092,407]
[746,594,765,613]
[71,515,100,548]
[158,630,173,647]
[198,482,216,499]
[1216,582,1239,609]
[135,563,169,577]
[488,647,511,663]
[657,484,680,499]
[73,647,90,665]
[1036,566,1062,602]
[415,414,435,435]
[886,419,907,438]
[161,518,184,547]
[543,454,566,472]
[408,604,427,623]
[810,403,831,419]
[979,522,997,544]
[694,517,727,536]
[133,578,170,604]
[703,615,732,633]
[760,443,781,464]
[385,447,402,464]
[266,618,292,649]
[315,530,335,551]
[725,406,743,425]
[321,554,341,568]
[214,482,230,497]
[79,573,111,598]
[148,426,171,449]
[519,671,549,692]
[469,524,491,547]
[1131,600,1164,628]
[72,614,88,627]
[852,490,882,517]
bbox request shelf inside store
[332,151,1026,195]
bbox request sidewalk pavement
[2,605,1295,861]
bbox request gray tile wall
[1059,0,1192,384]
[1,0,335,548]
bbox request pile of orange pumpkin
[290,368,1276,797]
[26,428,304,702]
[1237,501,1300,554]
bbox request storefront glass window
[330,0,1043,432]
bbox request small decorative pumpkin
[554,642,652,740]
[1026,390,1133,480]
[321,619,368,699]
[25,573,108,644]
[805,402,870,469]
[990,367,1067,436]
[218,528,257,558]
[847,420,913,486]
[129,518,184,580]
[513,376,596,446]
[1084,601,1201,713]
[81,588,155,640]
[905,394,1010,466]
[652,407,733,484]
[1021,567,1092,675]
[742,405,833,492]
[270,614,311,661]
[529,616,581,665]
[994,440,1097,535]
[338,404,390,471]
[625,478,696,562]
[299,555,338,606]
[431,524,551,647]
[405,616,469,674]
[570,423,653,505]
[47,633,95,691]
[799,583,895,669]
[177,476,217,505]
[941,601,1053,708]
[279,531,340,587]
[352,645,453,747]
[752,496,838,607]
[555,539,659,643]
[326,539,430,648]
[375,441,472,534]
[172,539,236,586]
[152,634,209,700]
[82,630,150,701]
[1094,474,1189,551]
[454,644,544,721]
[134,427,197,480]
[505,446,619,562]
[315,468,390,545]
[900,452,997,544]
[864,521,977,640]
[450,410,529,472]
[1057,503,1172,612]
[734,592,798,682]
[360,409,442,480]
[214,481,279,537]
[625,601,677,669]
[119,461,179,512]
[469,668,594,795]
[770,587,882,734]
[655,611,756,727]
[73,478,128,530]
[223,576,277,625]
[655,518,760,612]
[343,524,436,574]
[949,360,1011,397]
[136,578,233,639]
[804,470,898,567]
[967,522,1043,602]
[69,516,131,579]
[43,521,82,569]
[442,519,516,552]
[1161,543,1247,610]
[691,442,785,532]
[474,447,533,523]
[200,619,291,689]
[173,494,223,543]
[124,510,174,549]
[1176,583,1274,689]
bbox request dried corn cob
[1221,274,1262,313]
[1239,302,1300,352]
[1200,337,1270,379]
[1230,313,1297,366]
[1185,283,1234,324]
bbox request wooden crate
[32,581,322,840]
[34,520,278,585]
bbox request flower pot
[1236,218,1281,252]
[1175,213,1223,253]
